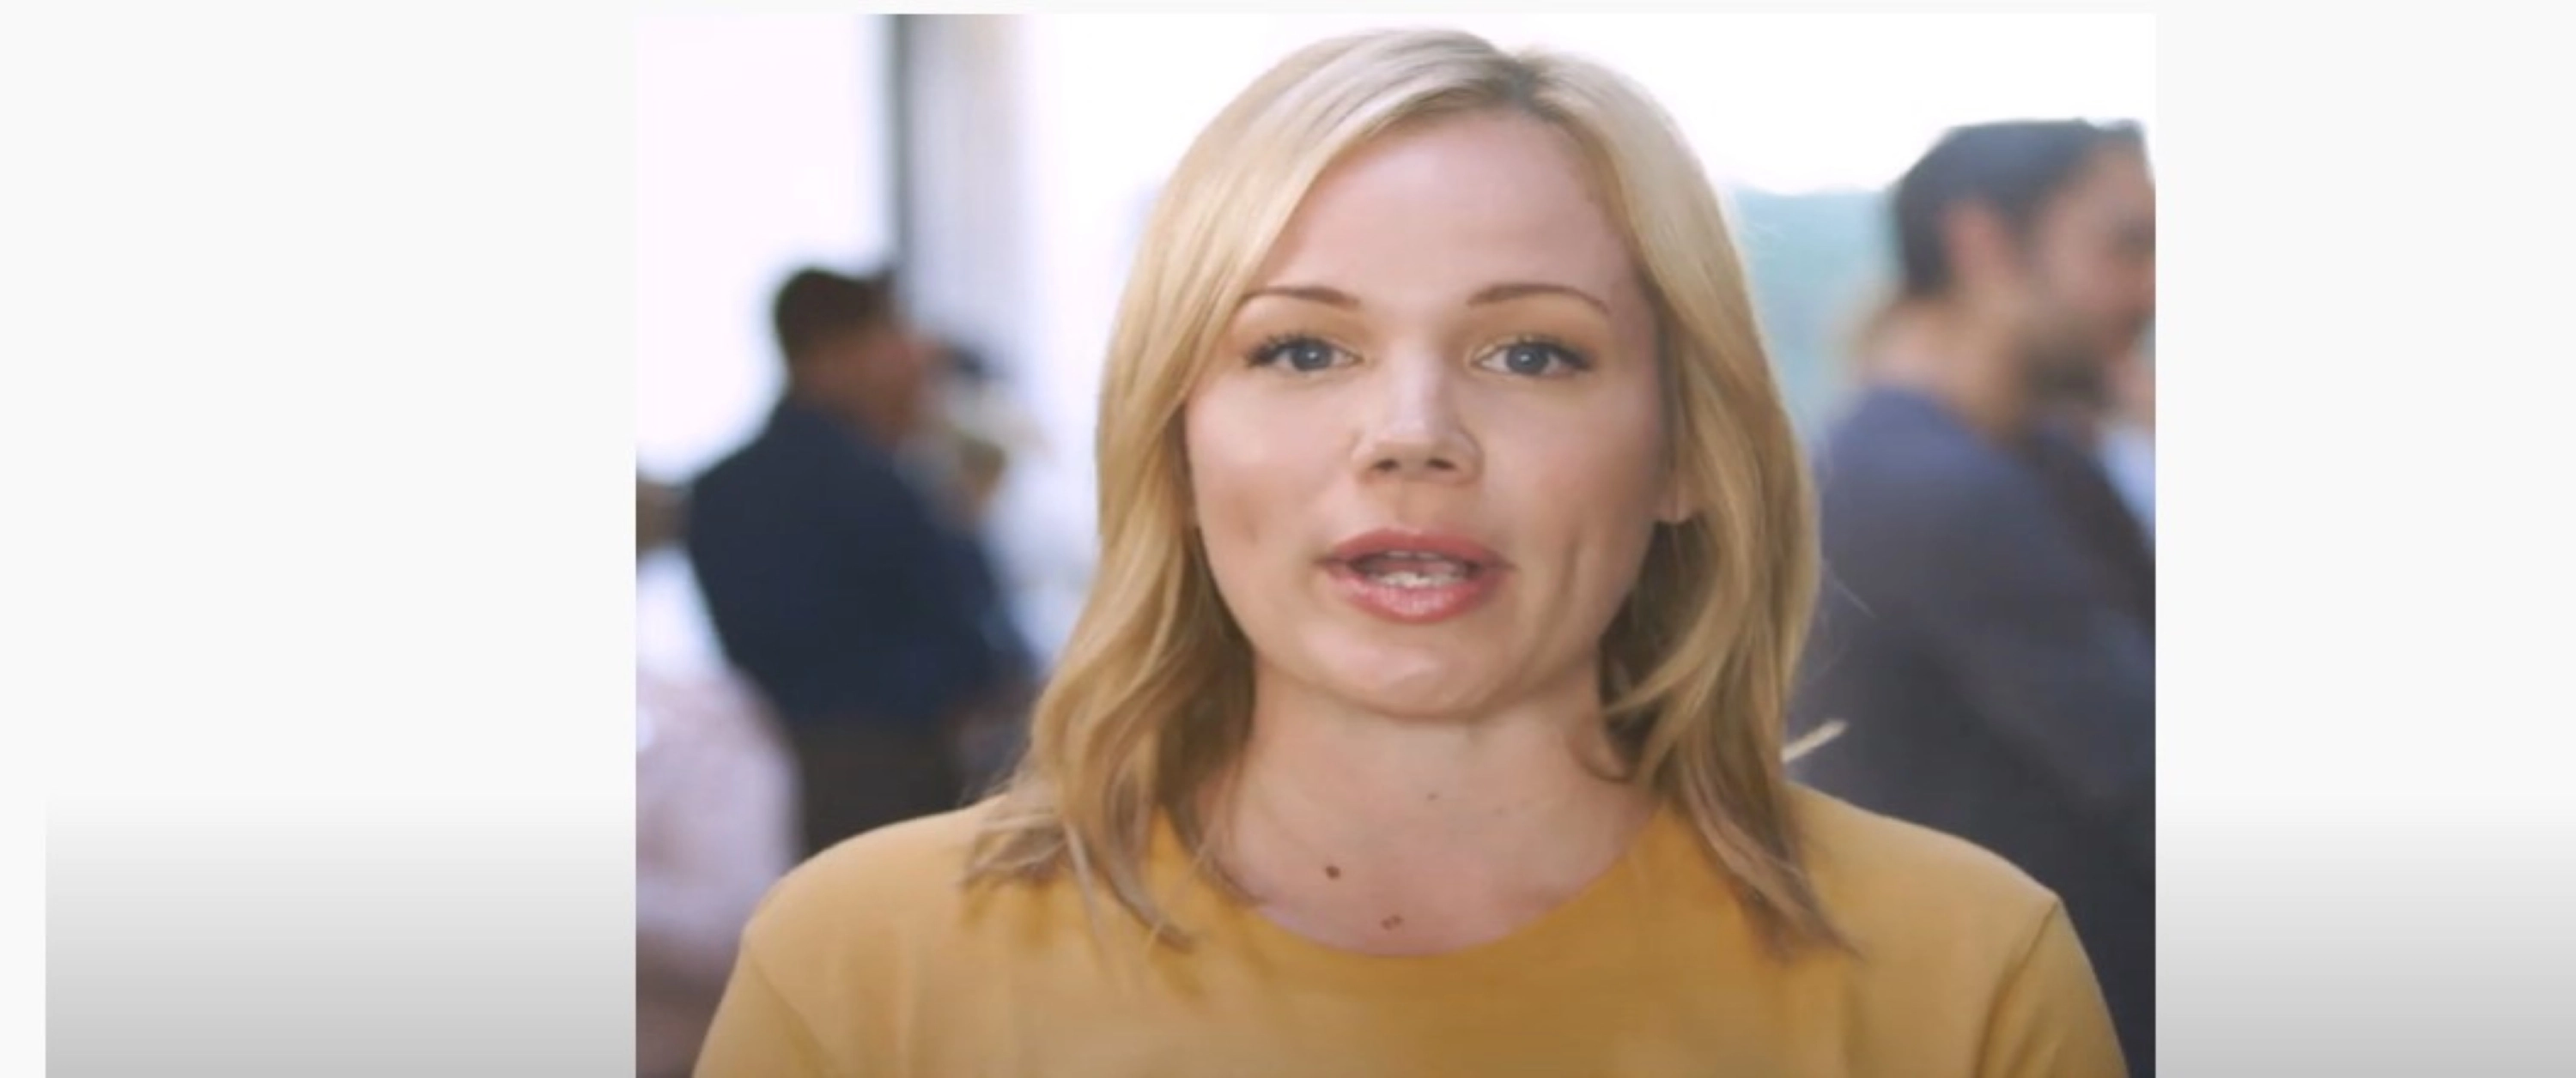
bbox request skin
[1182,111,1684,955]
[2020,143,2157,390]
[1874,142,2157,443]
[791,323,938,447]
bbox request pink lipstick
[1321,529,1508,624]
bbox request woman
[697,28,2125,1077]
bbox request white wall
[635,15,895,481]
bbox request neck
[1866,300,2033,443]
[785,385,895,448]
[1209,664,1653,951]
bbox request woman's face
[1182,111,1678,721]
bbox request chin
[1306,638,1511,720]
[1340,681,1498,722]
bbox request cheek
[1506,400,1670,571]
[2058,245,2144,317]
[1182,388,1322,572]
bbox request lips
[1321,529,1508,624]
[1327,530,1503,566]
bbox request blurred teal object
[1726,186,1892,437]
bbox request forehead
[1253,111,1636,292]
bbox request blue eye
[1249,335,1345,372]
[1482,338,1590,377]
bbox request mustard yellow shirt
[696,786,2126,1076]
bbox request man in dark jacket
[1793,119,2157,1075]
[686,267,1029,856]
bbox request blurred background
[634,13,2152,1076]
[639,11,2154,675]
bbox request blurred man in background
[1790,119,2157,1075]
[911,340,1044,790]
[685,267,1031,857]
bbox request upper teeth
[1355,551,1472,587]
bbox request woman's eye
[1249,336,1346,372]
[1480,338,1590,378]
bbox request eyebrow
[1239,283,1360,309]
[1470,281,1609,315]
[1236,281,1611,316]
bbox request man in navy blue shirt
[685,267,1030,855]
[1792,120,2157,1076]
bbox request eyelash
[1483,335,1593,377]
[1244,333,1348,372]
[1242,333,1594,377]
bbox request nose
[1352,354,1479,482]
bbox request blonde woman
[697,28,2126,1077]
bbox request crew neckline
[1147,803,1721,994]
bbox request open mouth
[1321,530,1507,624]
[1344,550,1484,588]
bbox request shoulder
[1789,788,2129,1075]
[699,408,896,488]
[700,804,1011,1075]
[682,441,772,524]
[1790,785,2061,957]
[1815,400,2027,535]
[1817,391,1982,474]
[741,804,990,957]
[734,799,1098,984]
[712,802,1102,1073]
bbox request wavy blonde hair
[965,27,1839,953]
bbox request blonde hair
[966,27,1841,953]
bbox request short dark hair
[1892,118,2145,300]
[771,266,898,366]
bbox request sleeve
[1977,901,2129,1078]
[1893,477,2157,869]
[694,946,841,1078]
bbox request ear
[1654,471,1695,526]
[1941,201,2020,290]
